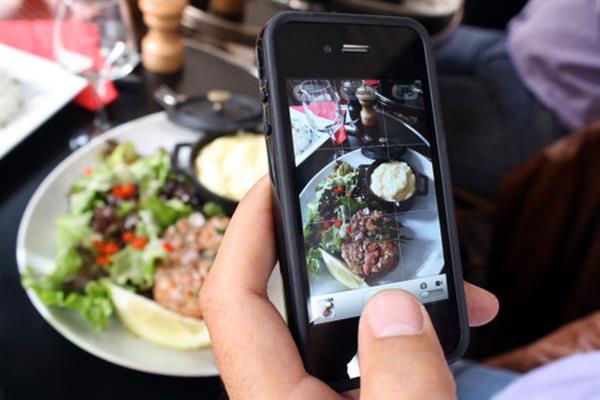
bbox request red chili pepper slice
[334,220,342,228]
[333,185,344,194]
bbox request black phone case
[256,11,469,392]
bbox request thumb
[358,290,456,399]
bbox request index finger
[205,177,277,295]
[200,177,336,398]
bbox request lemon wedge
[104,281,210,350]
[320,249,365,289]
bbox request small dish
[171,131,265,215]
[359,159,428,213]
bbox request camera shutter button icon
[420,282,428,290]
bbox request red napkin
[0,19,118,110]
[291,104,348,145]
[335,123,348,145]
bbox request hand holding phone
[199,177,499,398]
[256,12,470,390]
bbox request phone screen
[287,78,448,325]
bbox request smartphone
[257,12,468,391]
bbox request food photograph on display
[287,78,448,324]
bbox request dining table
[0,45,259,400]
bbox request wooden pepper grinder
[210,0,246,21]
[356,83,378,127]
[138,0,188,74]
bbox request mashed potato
[194,132,268,201]
[370,161,416,202]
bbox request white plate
[289,107,330,166]
[0,44,87,159]
[16,112,286,377]
[299,148,444,296]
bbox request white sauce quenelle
[194,132,269,201]
[370,161,416,202]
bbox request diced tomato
[111,186,122,198]
[84,167,94,177]
[162,242,174,253]
[131,236,148,250]
[103,241,120,256]
[92,240,105,252]
[323,221,331,229]
[345,225,352,234]
[333,185,344,194]
[121,231,135,243]
[95,255,111,266]
[334,220,342,228]
[111,182,137,200]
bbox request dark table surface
[0,46,259,400]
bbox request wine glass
[54,0,140,149]
[296,80,345,156]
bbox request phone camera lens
[323,44,332,53]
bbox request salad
[304,161,367,272]
[21,141,228,340]
[303,161,406,286]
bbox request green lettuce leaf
[21,247,82,293]
[306,247,322,274]
[145,196,193,231]
[136,209,160,240]
[129,150,170,198]
[117,200,136,217]
[22,262,113,330]
[109,241,166,290]
[202,202,226,218]
[320,225,344,254]
[106,142,138,167]
[57,281,114,330]
[56,212,93,249]
[69,167,115,213]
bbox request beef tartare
[341,208,399,279]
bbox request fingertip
[358,290,455,399]
[465,283,499,327]
[362,290,426,338]
[239,175,271,206]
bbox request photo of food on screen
[288,78,449,324]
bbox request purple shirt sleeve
[492,351,600,400]
[507,0,600,131]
